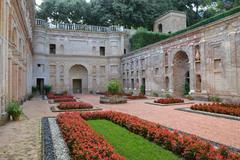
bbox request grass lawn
[88,120,180,160]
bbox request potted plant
[43,85,52,95]
[6,101,22,121]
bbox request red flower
[191,103,240,117]
[154,98,184,104]
[58,101,93,110]
[57,111,240,160]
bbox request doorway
[73,79,82,93]
[36,78,44,95]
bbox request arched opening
[158,24,162,32]
[69,64,88,94]
[173,51,190,97]
[196,74,201,92]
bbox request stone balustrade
[35,19,125,33]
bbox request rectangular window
[100,46,105,56]
[49,44,56,54]
[124,49,127,55]
[131,79,134,89]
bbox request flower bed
[47,92,74,99]
[127,94,147,100]
[57,112,125,160]
[154,98,184,104]
[191,103,240,117]
[54,98,76,103]
[81,112,240,160]
[57,111,240,160]
[58,101,93,110]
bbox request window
[124,49,127,55]
[158,24,162,32]
[100,46,105,56]
[49,44,56,54]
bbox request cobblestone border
[48,118,71,160]
[50,106,102,112]
[42,117,71,160]
[41,118,55,160]
[145,101,194,107]
[175,107,240,121]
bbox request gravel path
[0,98,57,160]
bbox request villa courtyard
[0,95,239,159]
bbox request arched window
[158,24,163,32]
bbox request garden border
[50,106,102,112]
[176,107,240,121]
[145,101,194,106]
[41,117,70,160]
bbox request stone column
[189,46,195,94]
[199,40,207,94]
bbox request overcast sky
[36,0,90,5]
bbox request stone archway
[173,51,190,97]
[69,64,88,94]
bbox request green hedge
[130,28,170,51]
[130,6,240,51]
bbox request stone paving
[0,98,56,160]
[0,95,239,160]
[80,94,240,150]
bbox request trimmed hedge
[130,6,240,51]
[130,28,169,50]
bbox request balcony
[35,19,125,33]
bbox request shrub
[58,101,93,110]
[107,80,121,95]
[152,92,159,97]
[77,111,240,160]
[191,103,240,117]
[208,95,221,102]
[154,98,184,104]
[32,86,37,94]
[140,85,145,95]
[43,85,52,94]
[57,112,125,160]
[6,101,22,120]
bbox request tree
[36,0,89,23]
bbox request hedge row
[130,6,240,51]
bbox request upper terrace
[35,19,127,33]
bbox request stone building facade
[0,0,35,124]
[33,20,129,94]
[1,3,240,125]
[153,11,186,33]
[122,12,240,102]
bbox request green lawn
[87,120,180,160]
